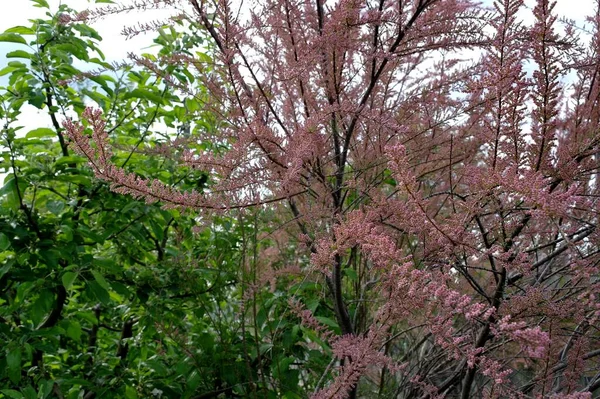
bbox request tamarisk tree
[64,0,600,397]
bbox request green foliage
[0,1,335,398]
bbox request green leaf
[54,155,87,166]
[62,272,77,290]
[91,270,110,291]
[93,257,118,272]
[20,386,36,399]
[26,128,55,139]
[276,356,294,374]
[38,249,59,268]
[124,385,138,399]
[124,88,164,104]
[187,370,202,391]
[4,26,35,35]
[6,60,26,68]
[28,90,46,109]
[6,50,31,59]
[0,263,12,280]
[72,24,102,41]
[110,281,131,298]
[0,390,23,399]
[66,320,82,341]
[46,200,65,215]
[32,289,54,325]
[120,201,139,214]
[0,176,26,197]
[55,174,92,187]
[31,0,49,7]
[6,347,21,384]
[58,225,73,242]
[185,97,200,112]
[0,233,10,251]
[145,360,167,375]
[37,379,53,399]
[315,316,340,332]
[344,268,358,281]
[260,342,273,355]
[149,219,164,241]
[27,327,61,338]
[0,66,18,76]
[81,88,109,106]
[77,225,103,243]
[0,33,27,45]
[55,43,88,61]
[78,311,99,326]
[16,281,34,305]
[87,280,110,304]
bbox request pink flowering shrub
[64,0,600,396]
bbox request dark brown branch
[116,319,135,360]
[39,285,67,329]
